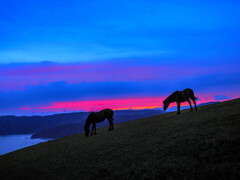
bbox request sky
[0,0,240,115]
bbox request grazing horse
[163,88,198,114]
[84,108,114,137]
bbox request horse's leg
[191,97,198,111]
[189,90,198,111]
[177,101,181,114]
[187,99,193,112]
[111,118,114,130]
[90,123,94,136]
[107,117,114,130]
[110,118,114,130]
[107,118,112,131]
[93,123,97,135]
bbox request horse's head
[84,112,94,137]
[163,99,169,111]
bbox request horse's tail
[194,96,199,100]
[110,109,114,121]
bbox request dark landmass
[197,101,220,106]
[0,109,163,136]
[155,101,220,112]
[0,98,239,179]
[0,112,88,135]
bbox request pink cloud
[11,92,239,116]
[37,97,166,112]
[17,107,31,110]
[17,93,219,113]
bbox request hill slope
[0,98,240,179]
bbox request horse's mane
[164,91,177,102]
[88,111,95,116]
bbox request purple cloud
[1,61,239,91]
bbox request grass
[0,98,240,179]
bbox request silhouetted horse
[163,88,197,114]
[84,108,114,137]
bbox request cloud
[1,61,239,113]
[214,95,231,100]
[1,70,240,111]
[0,81,171,109]
[1,61,240,91]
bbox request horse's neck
[166,97,174,104]
[84,119,91,129]
[167,92,177,102]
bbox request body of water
[0,134,53,155]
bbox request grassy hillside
[0,98,240,179]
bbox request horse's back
[175,89,193,102]
[184,88,194,94]
[91,110,104,122]
[103,108,114,118]
[182,88,196,100]
[94,109,113,121]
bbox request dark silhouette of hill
[0,109,163,136]
[155,101,219,112]
[31,109,164,139]
[0,98,239,179]
[0,112,88,135]
[197,101,219,106]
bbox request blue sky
[0,0,240,115]
[1,0,240,63]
